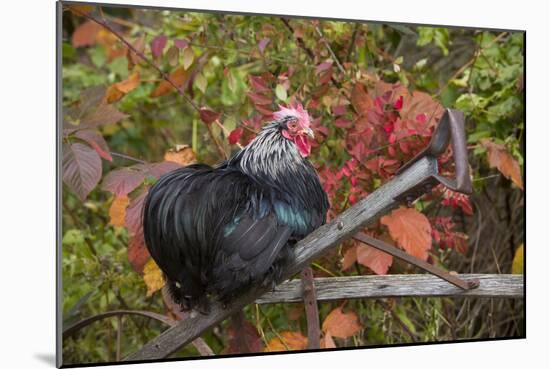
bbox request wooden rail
[255,274,524,304]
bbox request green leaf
[108,56,129,79]
[455,93,487,114]
[89,45,107,68]
[182,47,195,70]
[166,45,179,67]
[195,72,207,93]
[275,84,288,101]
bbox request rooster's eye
[287,121,298,130]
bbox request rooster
[143,103,329,311]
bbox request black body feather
[143,119,329,311]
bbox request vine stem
[110,151,147,164]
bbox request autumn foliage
[61,4,524,364]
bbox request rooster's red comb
[273,102,311,128]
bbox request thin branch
[63,309,176,338]
[280,18,315,59]
[110,151,147,164]
[346,23,360,62]
[63,308,215,356]
[315,25,346,75]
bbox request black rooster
[143,103,329,311]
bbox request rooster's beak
[301,128,315,139]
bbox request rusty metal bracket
[353,233,479,290]
[386,108,477,290]
[395,108,472,205]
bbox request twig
[346,23,360,62]
[378,300,417,342]
[110,151,147,164]
[314,25,346,75]
[116,316,122,361]
[280,18,314,59]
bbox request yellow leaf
[143,259,166,297]
[67,4,95,16]
[105,72,141,103]
[164,145,197,166]
[264,331,308,352]
[512,244,524,274]
[182,47,195,70]
[108,195,129,227]
[150,67,187,97]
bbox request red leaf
[228,127,244,145]
[150,34,167,58]
[351,84,374,116]
[247,92,273,106]
[332,104,348,116]
[316,61,333,74]
[80,104,129,130]
[128,231,150,274]
[393,95,404,110]
[225,318,264,354]
[255,104,274,116]
[71,20,101,48]
[322,307,362,339]
[62,143,102,201]
[401,91,444,126]
[173,38,189,49]
[381,207,432,260]
[334,118,353,128]
[318,69,333,85]
[146,161,182,179]
[356,244,393,275]
[321,332,337,349]
[128,35,146,66]
[125,190,148,236]
[199,108,221,124]
[74,129,112,161]
[102,168,146,196]
[341,245,357,271]
[248,75,270,93]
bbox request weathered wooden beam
[123,157,438,362]
[255,274,524,304]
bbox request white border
[2,0,544,368]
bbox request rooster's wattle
[143,104,329,311]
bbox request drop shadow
[34,353,57,367]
